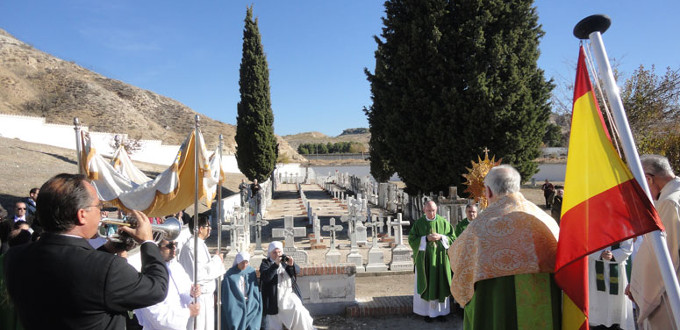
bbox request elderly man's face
[15,202,26,217]
[424,202,437,220]
[645,173,661,200]
[466,206,478,220]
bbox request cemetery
[211,169,471,318]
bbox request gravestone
[348,199,367,246]
[355,221,367,246]
[389,213,413,271]
[340,214,364,272]
[222,219,239,265]
[322,217,343,264]
[307,202,313,225]
[310,214,326,248]
[272,215,308,265]
[249,213,268,269]
[365,215,388,272]
[379,215,395,243]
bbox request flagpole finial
[574,14,611,39]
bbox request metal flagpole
[216,134,223,330]
[73,118,83,174]
[192,115,200,330]
[575,14,680,327]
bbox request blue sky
[2,1,678,136]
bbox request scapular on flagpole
[574,14,680,327]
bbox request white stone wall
[0,113,244,172]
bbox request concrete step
[345,295,412,317]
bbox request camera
[281,254,290,263]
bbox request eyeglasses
[85,203,103,210]
[160,242,176,250]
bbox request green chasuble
[408,214,455,302]
[464,273,561,330]
[454,218,470,238]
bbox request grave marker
[322,217,343,264]
[271,216,308,264]
[389,213,413,271]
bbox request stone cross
[390,213,410,247]
[366,215,384,248]
[249,213,268,252]
[313,214,321,239]
[385,215,394,238]
[271,216,307,250]
[339,214,357,251]
[322,217,343,251]
[221,214,239,263]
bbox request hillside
[0,29,302,161]
[282,131,370,151]
[0,137,246,216]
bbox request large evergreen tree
[366,0,553,194]
[235,6,277,182]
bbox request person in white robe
[135,239,200,329]
[588,239,635,329]
[179,215,225,330]
[259,241,314,330]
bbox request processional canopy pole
[73,118,83,175]
[216,134,223,330]
[574,14,680,327]
[192,115,200,330]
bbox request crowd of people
[0,174,313,330]
[1,153,679,330]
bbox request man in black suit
[3,173,169,329]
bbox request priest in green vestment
[454,203,478,237]
[449,165,561,329]
[408,200,456,322]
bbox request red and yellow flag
[554,46,664,330]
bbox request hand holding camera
[281,254,294,266]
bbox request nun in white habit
[259,241,314,330]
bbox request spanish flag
[554,46,664,330]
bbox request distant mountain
[340,127,369,135]
[0,29,302,161]
[282,130,370,151]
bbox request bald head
[424,201,437,220]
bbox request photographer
[4,173,168,329]
[259,241,314,330]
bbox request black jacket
[4,233,168,329]
[259,257,301,316]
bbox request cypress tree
[235,6,277,182]
[447,0,553,183]
[367,0,453,193]
[365,52,396,183]
[366,0,552,194]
